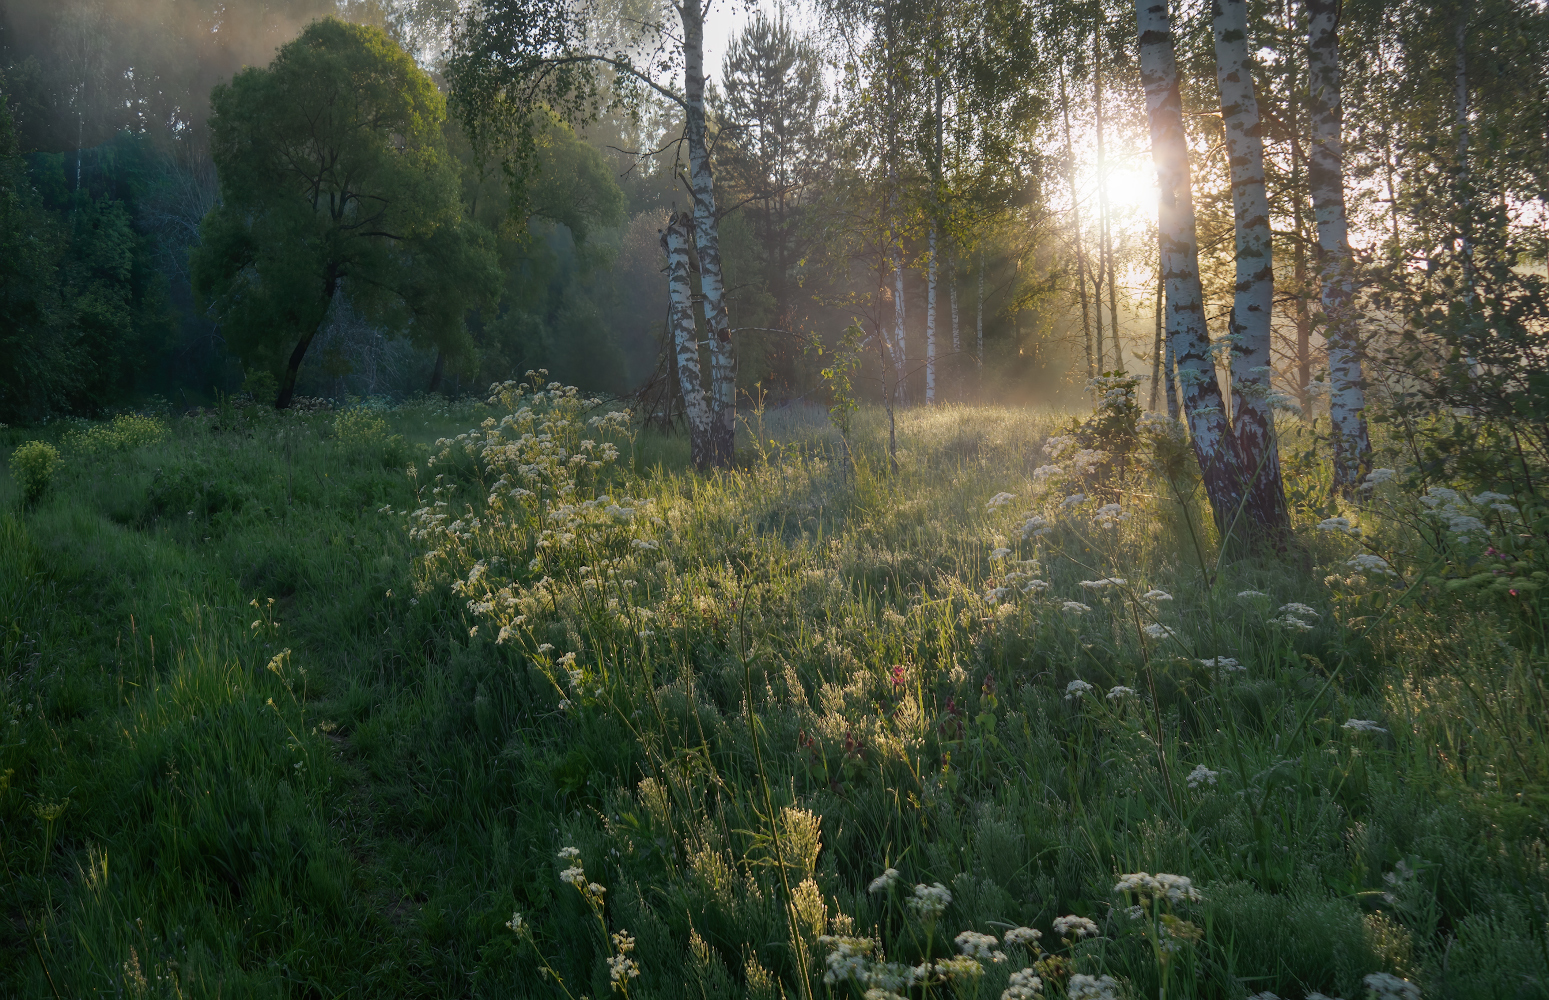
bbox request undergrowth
[0,388,1545,999]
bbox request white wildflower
[1342,718,1388,734]
[1002,927,1041,947]
[1237,590,1269,600]
[1061,601,1091,615]
[1107,686,1138,701]
[557,846,581,860]
[1067,974,1122,1000]
[506,911,526,933]
[868,868,901,894]
[1363,972,1420,1000]
[1186,764,1218,789]
[1021,516,1052,538]
[1347,554,1397,576]
[990,547,1012,560]
[1002,968,1043,1000]
[954,930,1001,960]
[1363,468,1397,486]
[1052,915,1100,939]
[817,935,877,985]
[1199,656,1243,672]
[934,956,985,979]
[1279,603,1318,617]
[1114,872,1201,903]
[1022,579,1051,594]
[1270,615,1315,632]
[986,492,1017,511]
[1094,503,1127,528]
[1142,589,1173,601]
[1141,623,1174,640]
[908,883,952,919]
[1032,465,1062,481]
[559,866,586,885]
[1065,679,1095,700]
[1061,493,1087,508]
[1079,577,1126,589]
[1317,516,1360,536]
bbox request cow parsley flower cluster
[907,882,953,919]
[1114,872,1202,904]
[1053,915,1100,939]
[1186,764,1218,789]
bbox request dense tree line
[3,0,1548,513]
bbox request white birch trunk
[1307,0,1370,490]
[1136,0,1242,528]
[664,212,712,468]
[1212,0,1288,532]
[681,0,735,465]
[926,225,937,403]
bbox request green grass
[1,394,1546,1000]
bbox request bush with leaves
[9,440,62,503]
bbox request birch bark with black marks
[682,0,735,465]
[1136,0,1242,528]
[1150,267,1164,408]
[1212,0,1288,533]
[949,248,960,393]
[664,212,713,468]
[976,253,984,380]
[1307,0,1371,490]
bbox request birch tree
[1135,0,1243,529]
[1306,0,1370,490]
[1212,0,1289,532]
[449,0,737,462]
[663,210,714,467]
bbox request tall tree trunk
[1095,22,1123,371]
[1058,61,1097,380]
[926,226,938,403]
[1163,312,1180,420]
[275,273,338,410]
[1307,0,1371,489]
[1150,265,1164,408]
[1213,0,1288,535]
[1136,0,1243,529]
[664,211,713,468]
[429,349,445,394]
[1284,0,1313,419]
[682,0,735,465]
[976,253,985,384]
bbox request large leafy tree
[192,18,498,408]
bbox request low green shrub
[9,439,61,503]
[61,413,168,455]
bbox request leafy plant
[8,440,61,503]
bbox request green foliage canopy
[191,18,499,408]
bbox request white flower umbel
[954,930,1002,960]
[1363,467,1397,486]
[1114,872,1202,904]
[1317,516,1360,536]
[1142,589,1173,602]
[986,492,1017,511]
[1079,577,1126,589]
[1236,589,1269,600]
[1001,968,1044,1000]
[1279,603,1319,617]
[1052,915,1100,939]
[1186,764,1218,789]
[1067,974,1122,1000]
[907,883,953,919]
[1107,686,1138,701]
[1141,623,1175,640]
[990,547,1011,560]
[1061,601,1092,615]
[868,868,900,894]
[1342,718,1388,734]
[1061,493,1087,508]
[1064,679,1095,700]
[1021,515,1052,539]
[1199,656,1243,672]
[1363,972,1421,1000]
[1347,553,1397,576]
[1002,927,1042,947]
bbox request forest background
[11,0,1542,425]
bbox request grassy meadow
[1,388,1547,1000]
